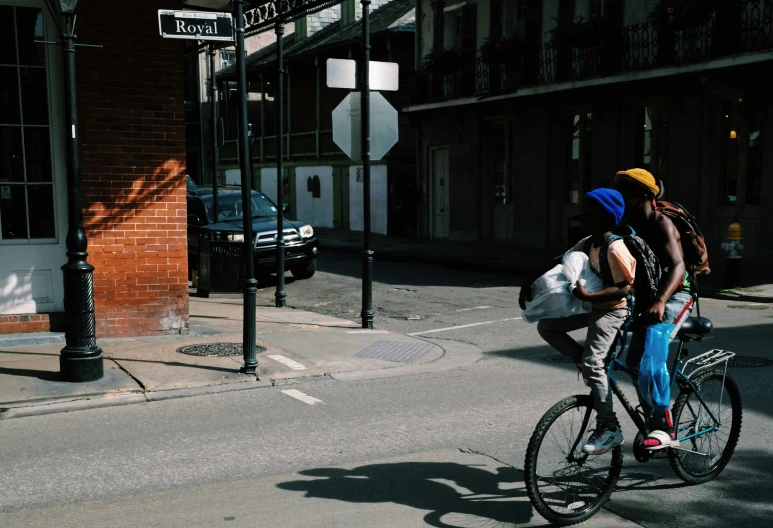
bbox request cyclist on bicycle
[519,188,635,455]
[615,168,695,450]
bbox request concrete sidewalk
[317,228,773,302]
[0,298,482,420]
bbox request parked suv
[187,184,319,280]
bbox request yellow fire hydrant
[720,220,744,288]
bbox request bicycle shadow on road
[276,461,536,527]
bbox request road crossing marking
[281,389,324,405]
[267,354,308,371]
[455,306,492,312]
[408,317,522,336]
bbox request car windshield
[202,191,278,223]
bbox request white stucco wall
[295,166,334,228]
[349,165,388,234]
[225,168,240,185]
[259,167,288,205]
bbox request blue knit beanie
[585,188,625,227]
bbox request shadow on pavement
[277,462,534,527]
[0,365,60,382]
[315,252,526,289]
[605,448,773,526]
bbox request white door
[0,2,68,315]
[432,148,450,239]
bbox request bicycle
[523,307,743,526]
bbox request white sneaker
[582,426,624,455]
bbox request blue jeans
[626,291,694,430]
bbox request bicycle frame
[603,323,727,445]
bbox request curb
[320,243,533,277]
[0,332,66,347]
[699,288,773,304]
[0,374,335,420]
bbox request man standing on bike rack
[615,169,695,450]
[520,189,636,455]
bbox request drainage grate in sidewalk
[354,340,433,363]
[178,343,267,357]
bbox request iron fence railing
[538,40,559,83]
[741,0,773,51]
[412,7,772,103]
[622,22,659,70]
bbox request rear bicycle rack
[683,349,735,381]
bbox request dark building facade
[407,0,773,270]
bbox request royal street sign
[158,10,234,42]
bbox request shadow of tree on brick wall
[82,158,185,234]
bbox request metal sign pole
[275,18,287,308]
[360,0,374,329]
[209,45,219,222]
[234,0,258,374]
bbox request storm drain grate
[354,340,433,363]
[178,343,267,357]
[729,355,773,368]
[727,304,773,310]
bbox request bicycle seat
[678,316,713,336]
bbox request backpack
[655,200,710,277]
[583,227,662,312]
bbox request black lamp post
[234,0,258,375]
[44,0,103,382]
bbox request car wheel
[291,259,316,279]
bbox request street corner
[257,346,329,383]
[255,324,484,382]
[0,343,142,417]
[101,333,266,393]
[328,335,485,382]
[254,306,361,332]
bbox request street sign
[326,59,399,91]
[332,92,398,161]
[158,10,234,42]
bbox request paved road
[3,253,772,527]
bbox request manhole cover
[729,355,773,368]
[177,343,267,357]
[727,304,772,310]
[354,340,433,363]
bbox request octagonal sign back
[332,92,398,162]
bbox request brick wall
[75,0,189,337]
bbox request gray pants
[537,308,630,429]
[626,291,695,429]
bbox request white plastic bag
[522,251,604,323]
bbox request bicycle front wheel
[669,369,743,484]
[524,395,623,526]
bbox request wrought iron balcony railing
[410,3,772,105]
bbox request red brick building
[0,0,189,337]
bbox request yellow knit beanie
[615,168,660,197]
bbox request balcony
[410,1,773,106]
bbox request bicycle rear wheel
[669,369,743,484]
[524,395,623,526]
